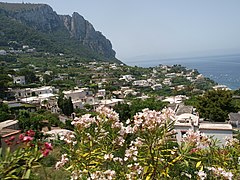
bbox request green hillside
[0,3,121,63]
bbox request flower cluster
[4,135,16,146]
[59,132,77,146]
[41,142,53,157]
[96,105,119,122]
[197,170,207,180]
[126,163,143,179]
[5,130,53,158]
[0,130,54,179]
[182,129,210,148]
[132,108,175,132]
[88,170,116,180]
[225,137,240,147]
[124,138,144,162]
[207,167,233,180]
[71,114,96,130]
[55,154,69,170]
[55,106,240,179]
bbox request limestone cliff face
[1,4,62,32]
[0,2,116,60]
[60,12,116,58]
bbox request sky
[2,0,240,62]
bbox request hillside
[0,2,121,63]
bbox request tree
[19,69,39,84]
[196,90,237,122]
[0,71,12,99]
[58,94,74,116]
[114,98,168,122]
[18,110,44,132]
[0,103,11,122]
[113,103,131,122]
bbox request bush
[55,106,240,179]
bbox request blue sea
[126,54,240,90]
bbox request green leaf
[22,169,31,179]
[28,158,35,167]
[146,173,152,180]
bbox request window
[181,131,187,137]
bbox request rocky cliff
[60,13,116,58]
[0,2,117,61]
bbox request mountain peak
[0,2,119,63]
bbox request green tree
[113,103,131,122]
[18,110,44,131]
[114,98,167,122]
[19,69,39,84]
[58,94,73,116]
[196,90,237,122]
[0,103,11,122]
[0,72,12,99]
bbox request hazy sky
[2,0,240,61]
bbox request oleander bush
[0,106,239,179]
[0,130,53,179]
[55,106,240,180]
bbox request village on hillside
[1,44,240,150]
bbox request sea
[125,54,240,90]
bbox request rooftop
[199,123,232,131]
[0,120,18,130]
[228,112,240,122]
[0,129,21,138]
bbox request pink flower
[9,136,15,141]
[44,142,53,150]
[42,149,50,157]
[26,130,35,137]
[22,136,33,142]
[19,134,24,140]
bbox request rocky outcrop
[0,2,117,60]
[0,3,62,32]
[60,12,116,59]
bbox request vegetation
[2,107,239,179]
[0,67,13,99]
[57,94,74,116]
[114,98,168,122]
[0,5,119,63]
[0,103,11,122]
[186,90,238,122]
[0,130,53,179]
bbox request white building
[98,99,124,108]
[63,88,92,100]
[119,75,135,82]
[151,84,163,90]
[174,113,199,143]
[0,50,7,55]
[213,85,231,91]
[63,88,94,109]
[174,115,233,145]
[162,78,172,86]
[199,123,233,144]
[97,89,106,98]
[15,86,55,98]
[163,96,184,104]
[132,80,150,87]
[165,73,176,78]
[13,76,26,85]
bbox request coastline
[125,54,240,90]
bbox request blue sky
[2,0,240,62]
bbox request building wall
[200,130,232,145]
